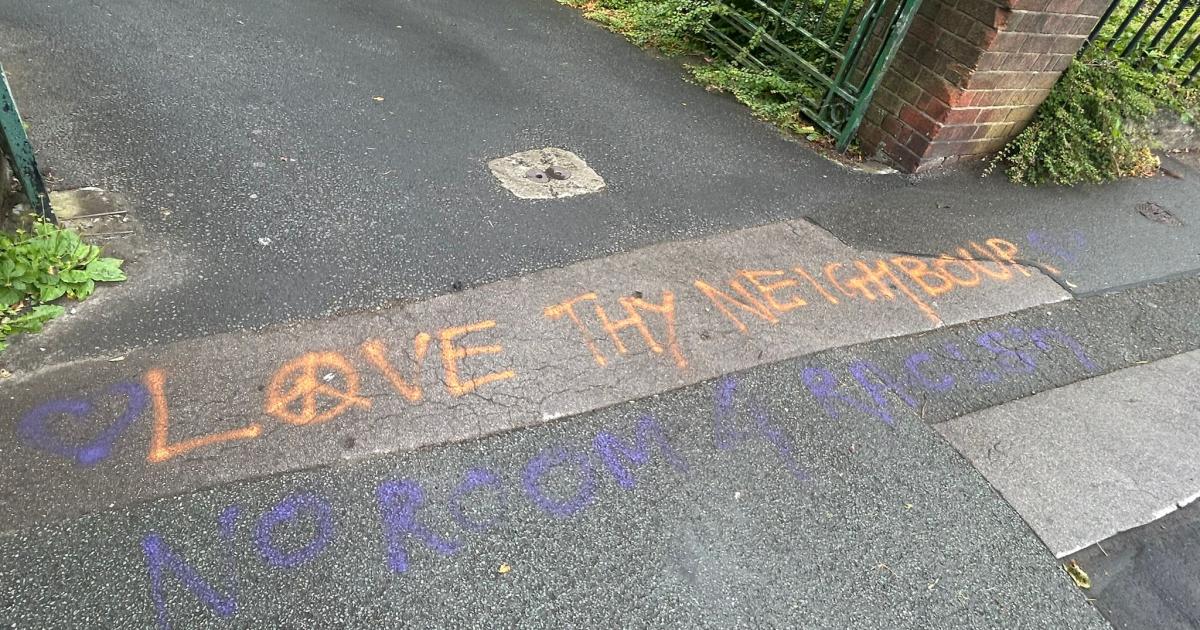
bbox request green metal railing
[1089,0,1200,85]
[0,63,54,222]
[701,0,924,150]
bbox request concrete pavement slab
[0,218,1067,526]
[0,352,1107,629]
[937,349,1200,557]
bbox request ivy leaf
[84,258,126,282]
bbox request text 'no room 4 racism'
[140,324,1096,629]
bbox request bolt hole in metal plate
[525,168,549,182]
[1136,201,1183,226]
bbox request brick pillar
[856,0,1111,172]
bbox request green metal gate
[701,0,924,150]
[0,63,54,221]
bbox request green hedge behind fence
[1089,0,1200,85]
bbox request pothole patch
[488,147,605,200]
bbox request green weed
[689,64,816,135]
[0,219,126,351]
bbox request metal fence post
[0,63,55,223]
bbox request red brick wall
[856,0,1111,172]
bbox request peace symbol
[264,351,370,425]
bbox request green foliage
[689,64,814,134]
[1091,0,1200,73]
[992,52,1199,186]
[0,219,126,351]
[995,0,1200,187]
[558,0,723,54]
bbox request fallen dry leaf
[1065,560,1091,589]
[498,563,512,575]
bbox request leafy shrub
[0,220,126,351]
[993,52,1199,186]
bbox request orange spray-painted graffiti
[689,238,1035,331]
[438,320,517,397]
[360,334,432,404]
[264,352,372,426]
[18,235,1051,472]
[544,290,687,369]
[146,369,262,464]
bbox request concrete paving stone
[0,217,1067,526]
[487,147,605,199]
[937,349,1200,557]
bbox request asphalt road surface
[2,0,1200,628]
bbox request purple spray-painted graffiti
[137,326,1095,629]
[447,468,506,534]
[803,326,1097,426]
[138,395,759,629]
[521,446,598,519]
[18,381,148,467]
[714,377,808,480]
[143,504,240,629]
[253,493,335,569]
[594,415,689,490]
[377,479,463,574]
[1027,229,1086,266]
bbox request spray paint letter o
[253,493,335,568]
[522,447,596,519]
